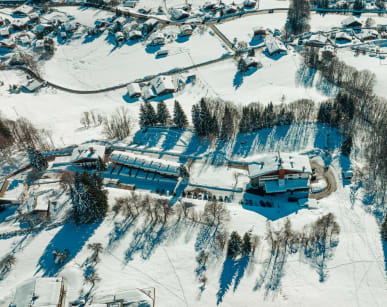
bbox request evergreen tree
[241,232,252,256]
[239,106,250,133]
[96,157,106,171]
[139,102,157,127]
[227,231,242,259]
[199,99,211,137]
[139,103,148,127]
[27,146,48,171]
[382,215,387,241]
[353,0,364,10]
[341,134,353,156]
[208,115,219,137]
[70,171,108,224]
[237,58,248,74]
[192,104,201,135]
[220,106,234,140]
[156,101,171,126]
[173,100,188,129]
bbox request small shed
[341,16,362,28]
[0,27,10,38]
[23,80,43,92]
[170,8,189,20]
[143,87,156,100]
[13,4,34,16]
[244,56,258,68]
[127,83,142,98]
[253,26,266,37]
[115,31,125,43]
[180,24,192,36]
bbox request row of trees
[139,100,188,129]
[286,0,311,35]
[227,231,259,259]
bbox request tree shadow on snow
[122,93,139,104]
[295,63,317,88]
[233,71,243,89]
[35,221,101,277]
[107,216,138,250]
[216,256,250,305]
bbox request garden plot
[41,26,228,90]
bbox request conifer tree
[241,232,252,256]
[227,231,242,259]
[220,106,234,140]
[192,104,201,135]
[70,171,107,224]
[199,99,211,137]
[156,101,171,126]
[27,146,48,171]
[173,100,188,129]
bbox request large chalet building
[248,152,312,196]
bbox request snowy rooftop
[341,16,362,27]
[12,277,63,307]
[93,289,152,306]
[70,144,105,163]
[110,150,182,177]
[248,153,312,178]
[150,75,174,95]
[265,36,287,54]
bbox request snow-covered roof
[12,277,63,307]
[253,26,266,34]
[264,178,309,193]
[128,30,141,39]
[170,8,189,20]
[144,18,158,27]
[180,24,192,34]
[115,31,124,40]
[265,37,287,55]
[33,23,52,34]
[0,27,10,36]
[336,31,352,41]
[308,34,327,45]
[63,21,77,32]
[143,87,156,100]
[0,39,15,48]
[12,18,28,28]
[244,56,258,67]
[127,83,141,97]
[29,12,39,20]
[244,0,257,6]
[150,75,174,95]
[23,80,43,92]
[93,289,153,306]
[151,32,165,44]
[13,4,34,16]
[322,45,335,53]
[248,153,312,179]
[341,16,362,27]
[71,144,105,163]
[110,150,182,177]
[358,29,378,40]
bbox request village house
[341,16,362,28]
[33,23,53,36]
[203,1,217,10]
[223,5,238,15]
[89,288,155,307]
[25,194,50,219]
[335,31,352,42]
[170,8,189,20]
[70,144,106,168]
[0,27,10,38]
[247,152,312,196]
[143,87,156,100]
[253,26,266,37]
[115,31,125,43]
[12,277,65,307]
[244,0,257,8]
[12,4,33,17]
[305,34,328,47]
[11,18,29,30]
[128,29,142,40]
[150,32,165,46]
[244,56,259,68]
[265,36,287,55]
[110,150,188,178]
[358,29,379,41]
[0,39,16,50]
[180,24,193,36]
[28,12,39,23]
[151,75,175,96]
[62,21,78,33]
[143,18,158,33]
[127,82,142,98]
[321,45,335,58]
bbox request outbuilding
[306,34,327,47]
[127,83,142,98]
[341,16,362,28]
[70,144,106,168]
[180,24,193,36]
[128,30,142,40]
[253,26,266,37]
[0,27,10,38]
[150,32,165,46]
[170,8,189,20]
